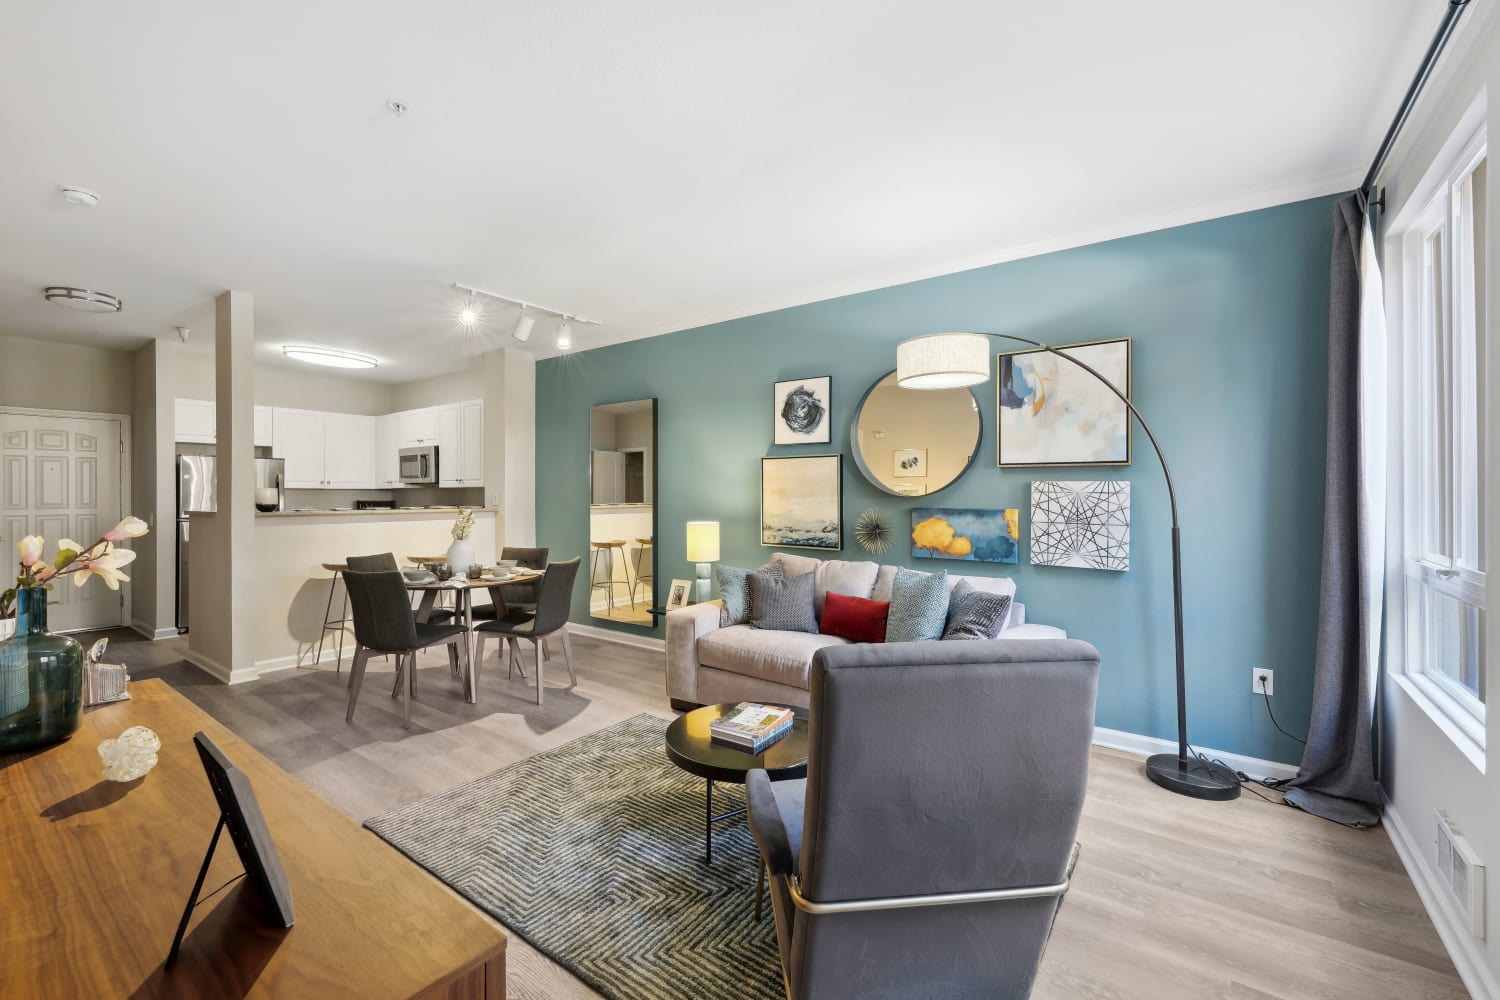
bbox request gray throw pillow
[717,561,785,627]
[749,571,817,633]
[885,567,950,642]
[942,579,1014,640]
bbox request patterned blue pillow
[942,580,1014,640]
[885,568,950,643]
[717,561,785,627]
[749,572,818,633]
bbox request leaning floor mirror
[588,399,658,627]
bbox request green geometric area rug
[365,714,782,1000]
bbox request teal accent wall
[538,195,1335,764]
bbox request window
[1394,115,1487,752]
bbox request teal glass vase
[0,587,85,752]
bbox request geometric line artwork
[1030,480,1130,571]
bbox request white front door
[0,412,126,633]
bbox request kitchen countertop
[254,506,499,518]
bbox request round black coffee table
[665,703,809,863]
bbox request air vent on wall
[1435,810,1486,939]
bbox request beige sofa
[665,552,1066,710]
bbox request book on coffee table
[710,703,794,753]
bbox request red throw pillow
[820,591,890,644]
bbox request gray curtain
[1283,195,1383,827]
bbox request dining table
[403,570,542,703]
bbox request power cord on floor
[1260,687,1307,747]
[1184,740,1284,804]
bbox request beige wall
[0,334,134,414]
[129,339,178,637]
[391,367,485,411]
[1375,9,1500,994]
[175,351,395,415]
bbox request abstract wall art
[1030,480,1130,571]
[997,337,1131,466]
[762,454,842,549]
[892,448,927,478]
[773,376,831,444]
[911,507,1020,564]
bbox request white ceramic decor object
[98,725,161,782]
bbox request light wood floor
[107,629,1468,1000]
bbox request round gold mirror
[850,370,981,497]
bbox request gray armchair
[746,638,1100,1000]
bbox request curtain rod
[1361,0,1472,212]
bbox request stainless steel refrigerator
[176,456,216,631]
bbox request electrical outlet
[1252,669,1274,697]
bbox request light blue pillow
[716,561,784,627]
[885,568,950,642]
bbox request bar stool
[315,562,350,672]
[589,540,630,612]
[631,537,653,607]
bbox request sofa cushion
[886,567,951,643]
[750,571,818,633]
[697,625,849,690]
[771,552,823,581]
[717,561,784,627]
[813,559,879,616]
[941,580,1014,640]
[820,592,890,643]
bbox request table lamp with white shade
[685,521,721,604]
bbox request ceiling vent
[1436,810,1486,939]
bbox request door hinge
[119,441,125,454]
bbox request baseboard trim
[1090,726,1299,783]
[130,620,179,641]
[567,621,666,653]
[1381,790,1499,1000]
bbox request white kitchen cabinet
[398,407,439,447]
[374,413,405,488]
[175,398,216,443]
[272,408,326,487]
[457,400,484,486]
[322,413,375,489]
[254,406,274,448]
[434,404,461,487]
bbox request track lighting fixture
[451,283,598,350]
[512,309,535,342]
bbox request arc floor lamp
[896,332,1240,801]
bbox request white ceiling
[0,1,1438,381]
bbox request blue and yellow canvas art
[910,508,1020,564]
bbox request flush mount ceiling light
[452,283,598,348]
[282,345,378,369]
[59,186,100,207]
[44,286,122,312]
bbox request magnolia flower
[104,516,149,542]
[57,538,92,563]
[17,536,43,567]
[71,547,137,590]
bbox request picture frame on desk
[666,579,692,611]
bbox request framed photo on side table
[666,579,693,611]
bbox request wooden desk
[0,680,506,999]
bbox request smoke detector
[59,186,100,207]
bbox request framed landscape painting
[911,507,1020,564]
[773,376,831,445]
[762,455,842,549]
[997,337,1131,467]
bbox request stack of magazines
[710,703,794,753]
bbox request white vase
[0,619,13,643]
[446,538,476,574]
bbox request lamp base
[693,563,713,605]
[1145,752,1241,801]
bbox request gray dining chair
[343,568,470,730]
[344,552,459,685]
[474,557,580,705]
[747,638,1100,1000]
[472,545,549,622]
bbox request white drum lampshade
[896,333,991,389]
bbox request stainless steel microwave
[398,445,438,485]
